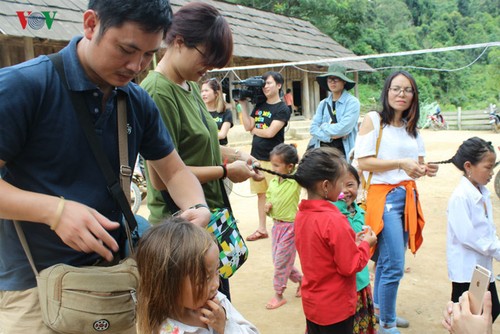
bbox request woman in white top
[435,137,499,322]
[354,71,438,334]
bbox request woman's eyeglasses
[389,86,414,95]
[193,45,206,58]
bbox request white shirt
[159,292,259,334]
[354,112,425,185]
[447,176,500,282]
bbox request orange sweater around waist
[364,180,425,255]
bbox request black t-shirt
[209,109,233,145]
[250,101,290,161]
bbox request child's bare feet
[295,281,302,298]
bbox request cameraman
[239,71,291,241]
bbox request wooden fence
[441,109,492,131]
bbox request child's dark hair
[430,137,494,172]
[269,143,299,166]
[347,164,361,186]
[255,147,347,189]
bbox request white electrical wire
[209,41,500,74]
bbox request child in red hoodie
[293,148,377,334]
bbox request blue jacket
[309,90,360,161]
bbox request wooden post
[228,72,238,124]
[302,71,310,119]
[23,37,35,60]
[312,81,318,118]
[353,71,359,99]
[1,43,12,68]
[457,107,462,131]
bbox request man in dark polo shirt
[0,1,210,332]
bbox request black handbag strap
[220,179,233,213]
[325,101,337,123]
[48,53,138,238]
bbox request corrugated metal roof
[0,0,373,71]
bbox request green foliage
[357,85,382,114]
[227,0,500,109]
[419,101,439,128]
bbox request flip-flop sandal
[265,297,287,310]
[246,230,269,241]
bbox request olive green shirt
[141,71,223,224]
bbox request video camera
[232,76,266,105]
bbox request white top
[447,176,500,283]
[354,111,425,184]
[159,292,259,334]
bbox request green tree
[227,0,499,109]
[457,0,470,17]
[404,0,436,26]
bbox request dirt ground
[140,129,500,334]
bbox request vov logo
[16,11,57,30]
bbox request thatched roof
[0,0,372,71]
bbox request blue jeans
[123,214,151,257]
[373,187,408,328]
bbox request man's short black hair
[262,71,284,86]
[88,0,172,37]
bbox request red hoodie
[295,200,370,325]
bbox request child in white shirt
[136,217,259,334]
[435,137,500,322]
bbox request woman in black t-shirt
[202,78,233,146]
[239,71,291,241]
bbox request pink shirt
[295,200,370,325]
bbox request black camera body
[232,77,266,105]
